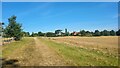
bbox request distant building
[65,28,67,34]
[71,32,81,36]
[55,30,62,36]
[65,28,69,36]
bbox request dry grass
[48,36,119,57]
[40,36,119,66]
[1,36,119,66]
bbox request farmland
[0,36,119,66]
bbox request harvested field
[1,36,119,66]
[49,36,118,56]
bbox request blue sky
[2,2,118,33]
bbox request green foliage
[80,30,86,36]
[4,15,22,41]
[116,29,120,36]
[79,30,117,36]
[0,23,3,36]
[85,31,92,36]
[110,30,116,36]
[102,30,110,36]
[94,30,101,36]
[80,30,92,36]
[65,32,69,36]
[22,31,30,37]
[38,31,45,36]
[45,32,56,37]
[31,32,38,37]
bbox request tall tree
[100,31,104,36]
[110,30,116,36]
[80,30,86,36]
[85,31,92,36]
[5,15,22,41]
[116,29,120,36]
[94,30,101,36]
[0,22,4,36]
[102,30,110,36]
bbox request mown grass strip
[2,37,34,57]
[38,38,118,66]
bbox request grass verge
[2,37,34,58]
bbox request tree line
[23,29,120,37]
[1,15,120,41]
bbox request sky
[2,2,118,33]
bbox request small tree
[5,15,22,41]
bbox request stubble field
[0,36,119,66]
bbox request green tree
[94,30,101,36]
[102,30,110,36]
[22,31,30,37]
[5,15,22,41]
[100,31,104,36]
[45,32,56,37]
[26,32,30,36]
[110,30,116,36]
[31,32,34,37]
[38,31,44,36]
[116,29,120,36]
[80,30,86,36]
[85,31,92,36]
[31,32,38,37]
[0,22,4,36]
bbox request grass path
[2,37,36,66]
[33,37,69,66]
[1,37,69,66]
